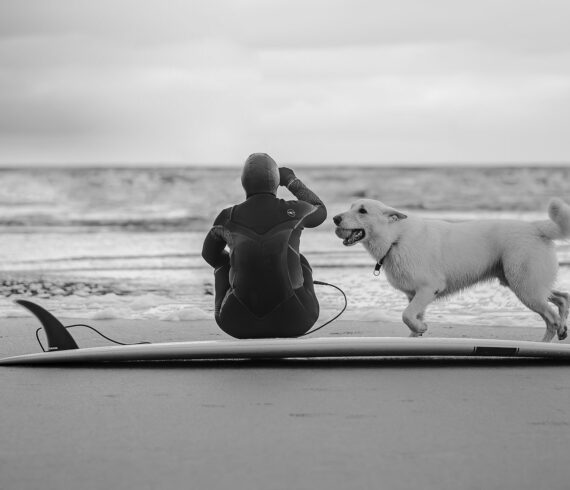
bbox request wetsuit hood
[241,153,279,197]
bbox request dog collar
[373,242,397,276]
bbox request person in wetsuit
[202,153,327,339]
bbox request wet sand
[2,317,570,490]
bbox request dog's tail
[535,198,570,240]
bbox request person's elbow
[305,203,327,228]
[202,237,218,267]
[316,203,327,225]
[201,244,214,267]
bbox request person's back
[202,153,327,338]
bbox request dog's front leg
[402,288,439,337]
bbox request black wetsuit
[202,180,327,339]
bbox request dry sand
[2,316,570,490]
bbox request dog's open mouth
[335,228,365,246]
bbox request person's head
[241,153,279,197]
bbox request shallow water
[0,166,569,329]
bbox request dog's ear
[384,207,407,222]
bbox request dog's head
[333,199,407,247]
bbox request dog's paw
[558,325,568,341]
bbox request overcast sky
[1,0,569,166]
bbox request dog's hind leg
[512,291,561,342]
[549,290,569,322]
[549,290,569,340]
[402,288,438,337]
[504,249,562,341]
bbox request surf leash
[35,323,150,352]
[301,280,347,336]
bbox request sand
[2,317,570,490]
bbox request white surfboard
[4,300,570,365]
[2,336,570,365]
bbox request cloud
[0,0,569,164]
[2,0,570,51]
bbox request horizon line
[1,161,569,170]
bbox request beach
[2,317,570,490]
[2,165,570,489]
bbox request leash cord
[301,280,347,336]
[35,324,150,352]
[33,283,347,350]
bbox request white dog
[333,198,570,342]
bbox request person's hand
[279,167,296,187]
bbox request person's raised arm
[279,167,327,227]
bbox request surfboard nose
[15,300,79,351]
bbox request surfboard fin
[16,300,79,351]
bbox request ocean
[1,165,569,331]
